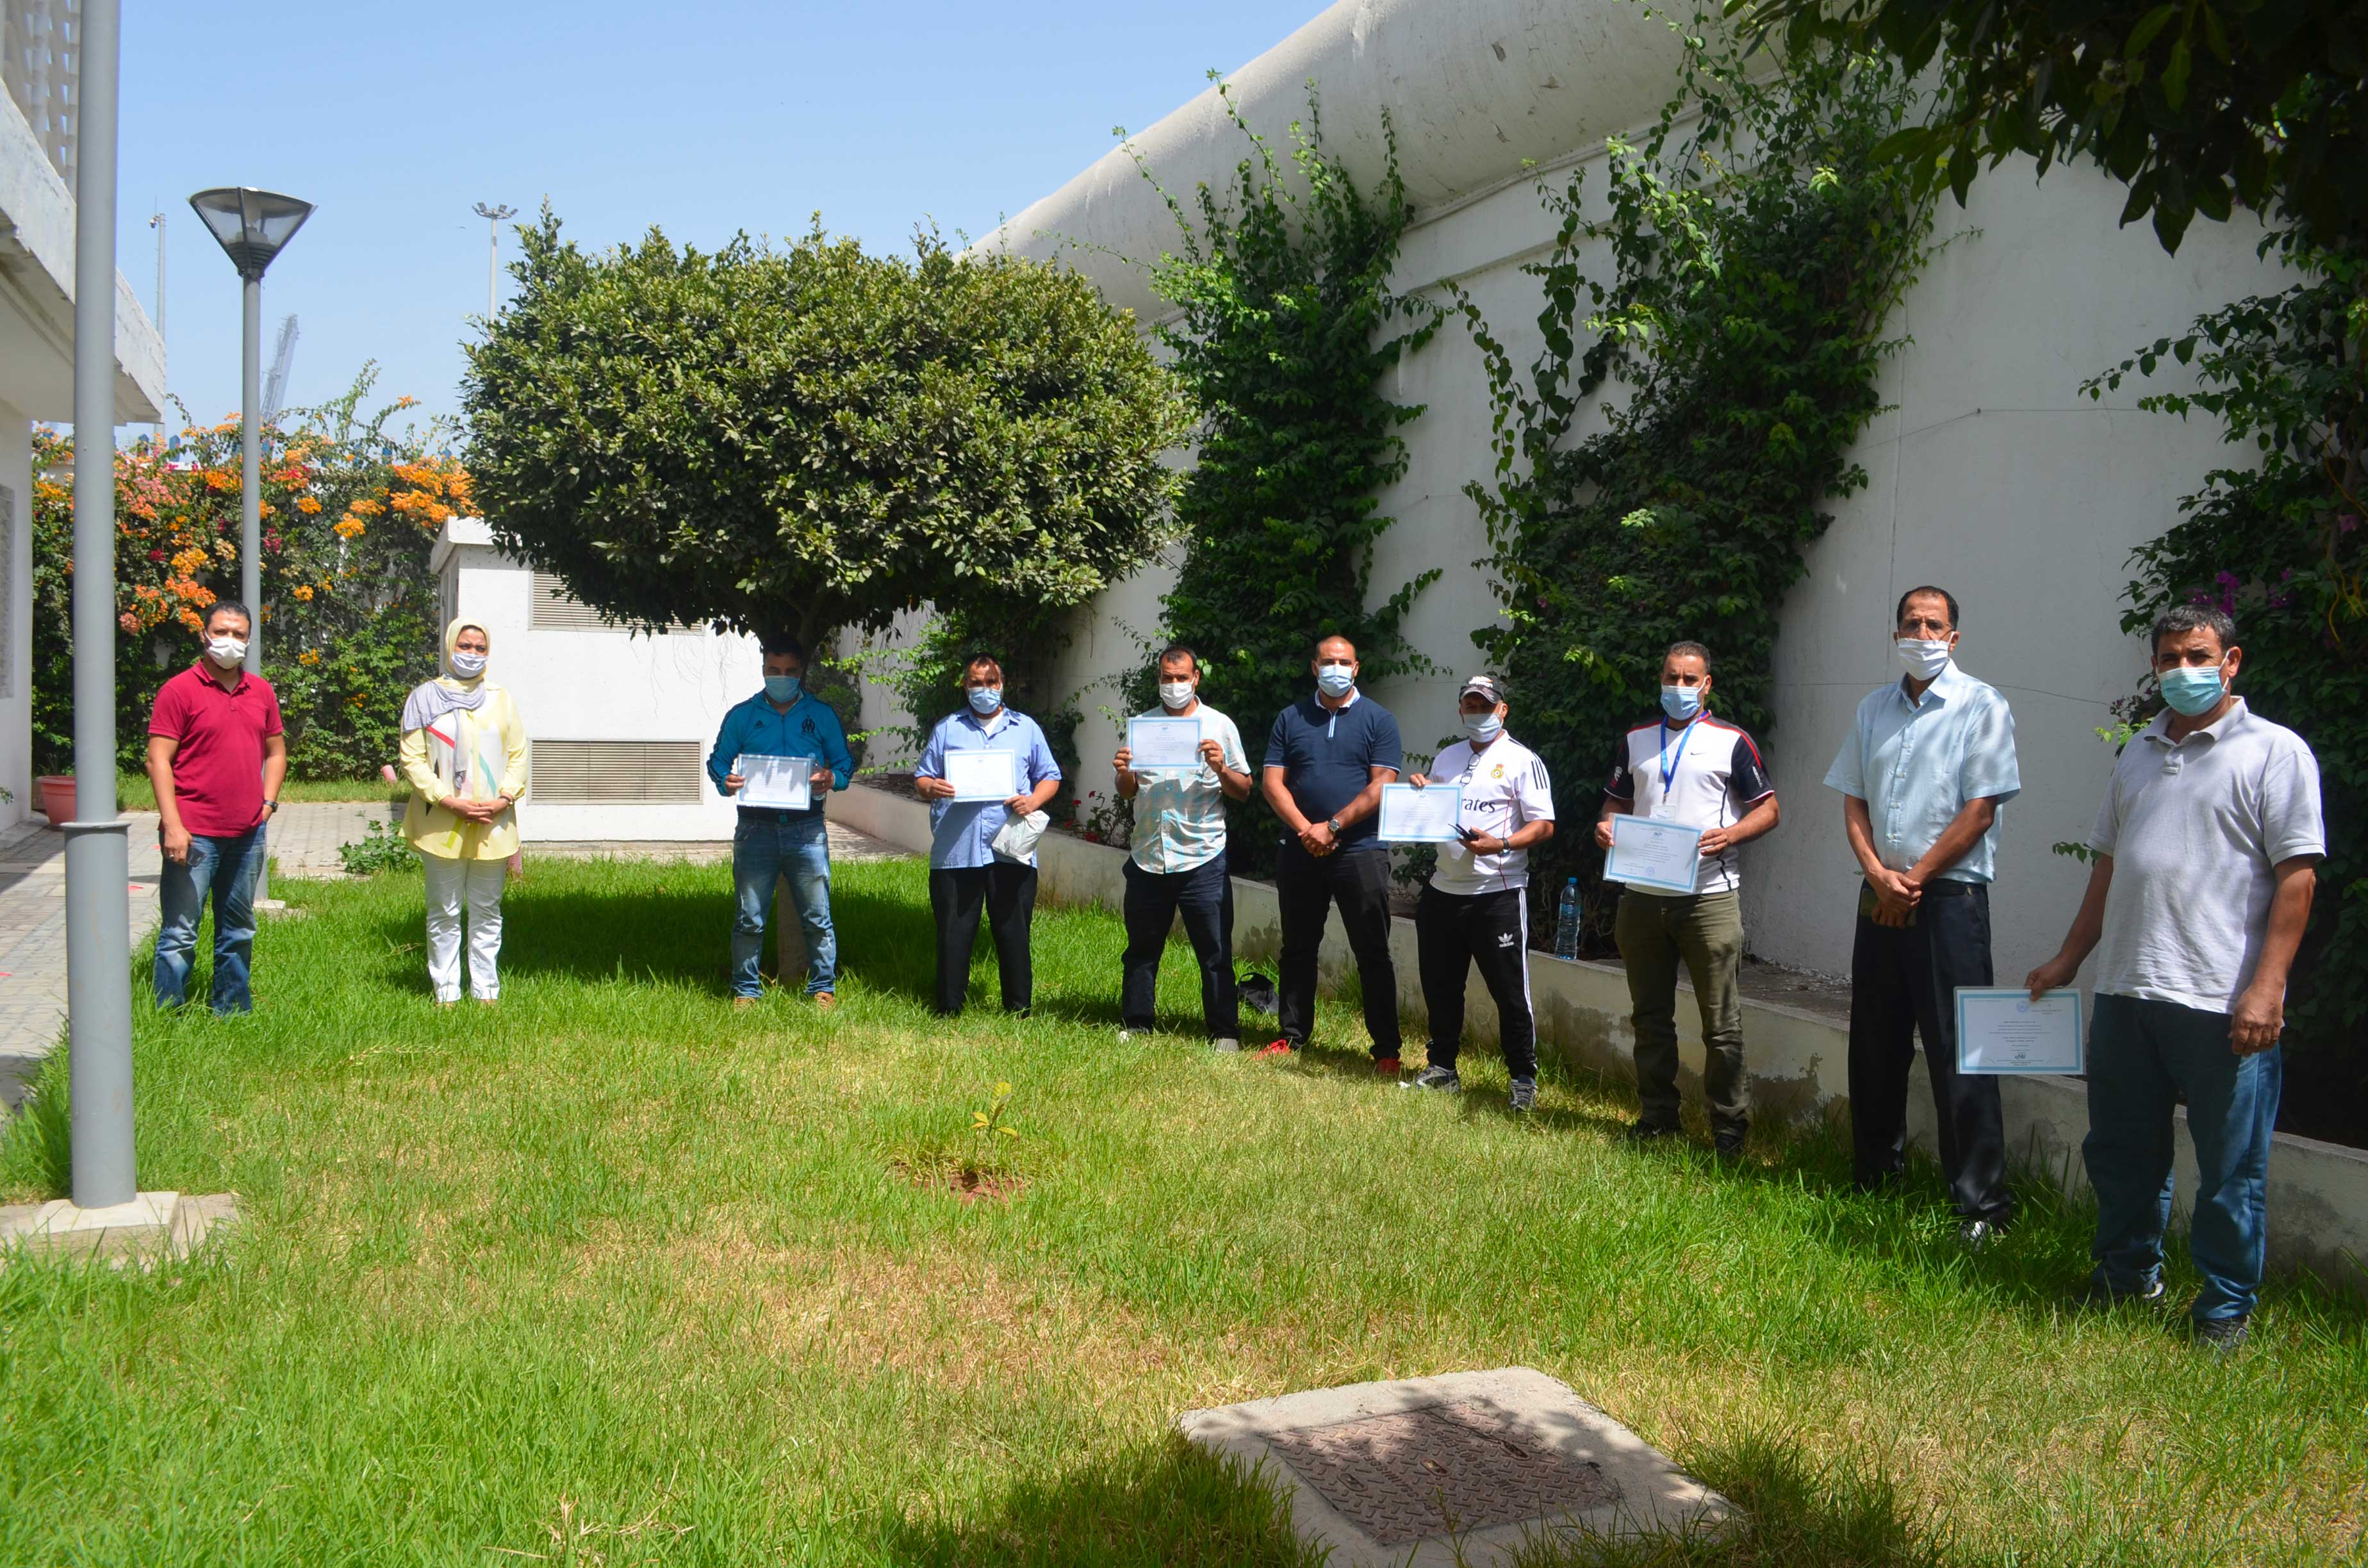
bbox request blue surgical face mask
[1316,665,1356,699]
[1461,711,1503,744]
[764,674,802,705]
[1659,685,1701,722]
[966,684,1003,715]
[2159,660,2228,717]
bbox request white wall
[953,0,2287,986]
[437,523,762,842]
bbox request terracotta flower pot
[35,775,74,827]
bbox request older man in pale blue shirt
[1824,585,2022,1246]
[914,655,1064,1017]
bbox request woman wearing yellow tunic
[399,619,530,1004]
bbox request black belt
[1918,878,1982,897]
[737,805,821,824]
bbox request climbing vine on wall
[1458,19,1939,946]
[1128,82,1441,874]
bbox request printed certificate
[736,753,812,811]
[943,748,1018,803]
[1127,717,1203,771]
[1956,988,2085,1074]
[1604,814,1704,894]
[1377,782,1464,843]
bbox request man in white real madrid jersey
[1401,676,1558,1112]
[1598,642,1780,1156]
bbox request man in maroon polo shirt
[146,600,286,1013]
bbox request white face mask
[1895,638,1952,681]
[1158,680,1196,711]
[205,635,247,669]
[450,650,488,678]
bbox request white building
[921,0,2286,985]
[0,0,168,829]
[431,518,761,842]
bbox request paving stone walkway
[0,803,908,1114]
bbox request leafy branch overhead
[1730,0,2368,252]
[461,211,1190,649]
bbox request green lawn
[108,771,394,811]
[2,857,2362,1564]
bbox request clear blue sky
[118,0,1313,446]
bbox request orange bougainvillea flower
[349,498,384,517]
[291,584,314,601]
[333,517,365,539]
[296,495,323,514]
[202,470,235,492]
[298,649,322,666]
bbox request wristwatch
[263,799,279,816]
[1327,816,1343,835]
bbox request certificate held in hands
[1378,783,1463,843]
[944,749,1018,803]
[735,753,813,811]
[1604,814,1704,894]
[1955,988,2085,1074]
[1127,717,1201,771]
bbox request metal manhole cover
[1260,1400,1624,1546]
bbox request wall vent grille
[529,571,696,635]
[530,741,705,804]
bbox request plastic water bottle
[1554,878,1581,960]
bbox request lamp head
[188,187,313,280]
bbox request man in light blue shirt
[1111,643,1252,1047]
[1823,585,2022,1245]
[914,653,1064,1016]
[706,635,855,1007]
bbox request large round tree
[461,213,1186,651]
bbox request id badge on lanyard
[1653,719,1693,819]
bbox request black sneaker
[1404,1065,1461,1093]
[1623,1119,1677,1143]
[1508,1078,1536,1113]
[2077,1275,2166,1309]
[2193,1314,2251,1353]
[1713,1127,1747,1160]
[1959,1217,2005,1252]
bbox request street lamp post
[473,202,516,321]
[188,186,313,677]
[63,0,134,1209]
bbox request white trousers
[423,855,507,1002]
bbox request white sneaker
[1212,1037,1240,1052]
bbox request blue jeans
[2084,993,2283,1322]
[731,813,836,997]
[154,826,265,1013]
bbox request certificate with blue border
[1377,783,1465,843]
[1604,814,1704,894]
[1955,987,2085,1075]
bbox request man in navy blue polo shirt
[1260,633,1405,1073]
[707,635,855,1008]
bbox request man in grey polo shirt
[2027,605,2322,1351]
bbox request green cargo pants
[1615,887,1748,1136]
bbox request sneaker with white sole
[1403,1065,1461,1093]
[1212,1037,1240,1052]
[1508,1078,1536,1113]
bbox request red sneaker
[1374,1056,1402,1077]
[1256,1040,1295,1058]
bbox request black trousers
[1848,882,2016,1223]
[1415,885,1536,1080]
[1274,839,1401,1058]
[1121,853,1239,1038]
[930,863,1037,1016]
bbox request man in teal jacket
[706,636,855,1005]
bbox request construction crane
[261,313,299,423]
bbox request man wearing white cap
[1403,676,1558,1111]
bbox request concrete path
[0,803,909,1113]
